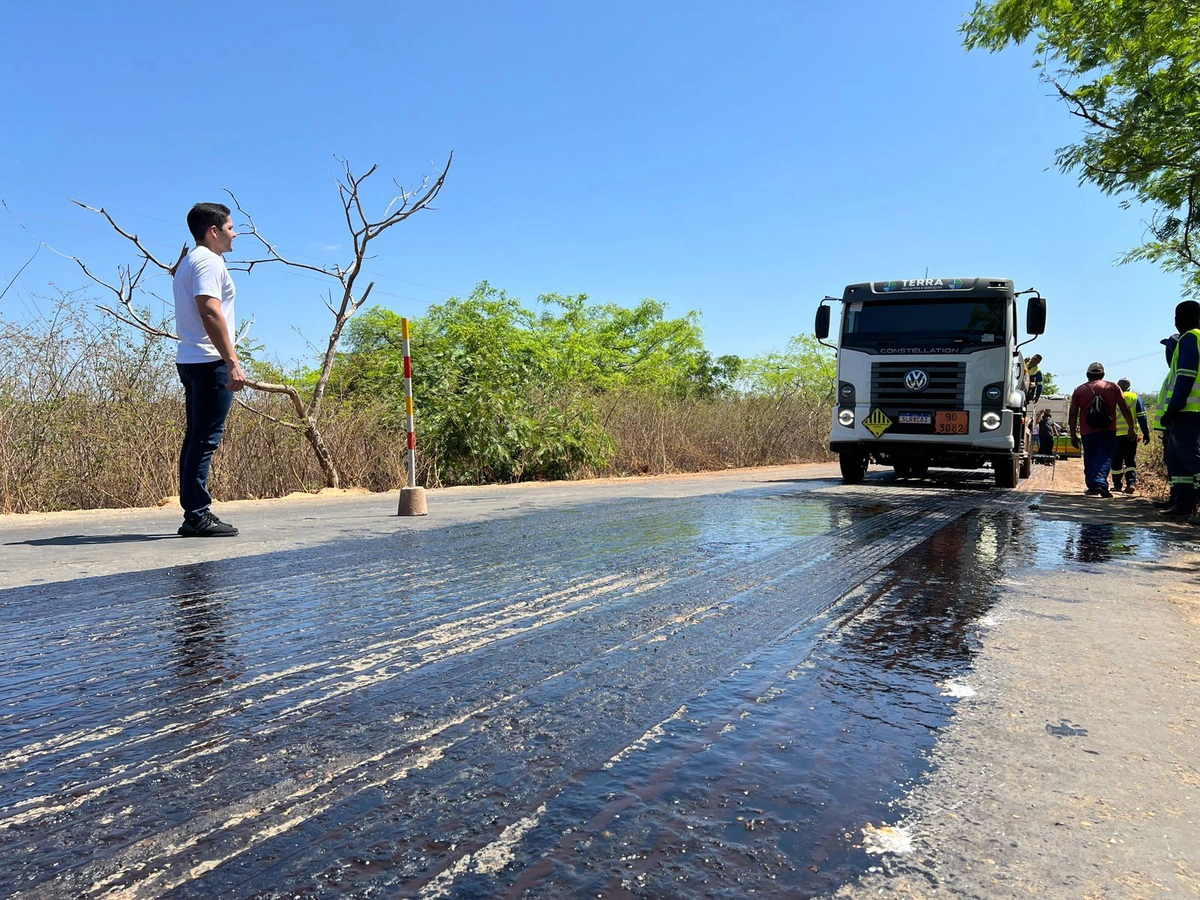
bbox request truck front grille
[871,361,966,409]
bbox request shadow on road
[1029,491,1192,530]
[7,534,180,546]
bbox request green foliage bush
[342,282,774,485]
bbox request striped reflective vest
[1115,391,1139,436]
[1155,373,1172,431]
[1169,328,1200,413]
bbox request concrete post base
[397,486,428,516]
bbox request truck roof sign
[874,278,970,292]
[842,278,1016,302]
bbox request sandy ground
[832,458,1200,899]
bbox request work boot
[1154,485,1178,508]
[1123,484,1136,494]
[1160,484,1196,518]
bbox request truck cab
[815,277,1046,487]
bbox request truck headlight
[838,409,855,427]
[981,411,1002,431]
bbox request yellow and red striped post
[397,317,427,516]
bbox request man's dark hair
[1176,300,1200,330]
[186,202,231,243]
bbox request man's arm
[1135,397,1151,442]
[1068,397,1080,447]
[1162,332,1199,426]
[195,295,246,391]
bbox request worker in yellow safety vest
[1158,301,1200,521]
[1154,334,1180,509]
[1111,378,1150,493]
[1024,354,1043,403]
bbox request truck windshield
[842,299,1007,349]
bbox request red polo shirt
[1070,379,1125,436]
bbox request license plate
[898,412,932,425]
[935,410,969,434]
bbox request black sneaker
[1097,487,1114,498]
[1084,488,1100,496]
[178,512,239,537]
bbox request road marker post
[397,317,428,516]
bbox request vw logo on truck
[904,369,929,392]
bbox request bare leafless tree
[72,153,452,488]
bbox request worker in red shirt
[1068,362,1136,498]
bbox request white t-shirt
[174,246,236,363]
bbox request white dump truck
[815,277,1046,487]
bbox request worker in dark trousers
[1159,302,1200,521]
[1111,377,1150,493]
[1155,335,1181,508]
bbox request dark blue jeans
[1081,430,1117,491]
[177,360,235,521]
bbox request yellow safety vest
[1155,373,1172,431]
[1115,391,1139,436]
[1169,328,1200,413]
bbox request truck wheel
[994,455,1019,488]
[910,462,929,479]
[1019,453,1032,479]
[894,462,912,479]
[840,452,869,484]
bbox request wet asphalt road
[0,469,1181,898]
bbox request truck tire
[994,454,1019,488]
[1019,453,1032,479]
[840,452,869,484]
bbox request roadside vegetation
[0,285,837,513]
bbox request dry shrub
[1136,432,1169,499]
[0,393,409,513]
[0,288,411,512]
[212,397,408,500]
[600,391,834,476]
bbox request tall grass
[1,293,834,513]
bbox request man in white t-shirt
[173,202,246,537]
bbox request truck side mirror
[1026,296,1046,336]
[815,304,830,340]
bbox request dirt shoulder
[832,459,1200,898]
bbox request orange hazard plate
[935,410,969,434]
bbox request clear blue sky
[0,1,1185,393]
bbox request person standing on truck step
[1025,354,1044,404]
[1068,362,1136,498]
[1111,377,1150,493]
[174,202,245,538]
[1157,301,1200,522]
